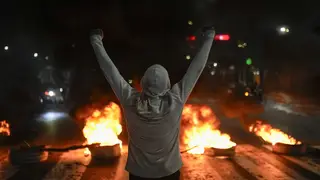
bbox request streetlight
[34,53,38,58]
[4,46,9,51]
[213,62,218,67]
[278,26,290,34]
[188,20,193,26]
[186,55,191,60]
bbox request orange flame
[182,105,236,154]
[82,102,122,155]
[249,121,301,145]
[0,120,10,136]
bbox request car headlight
[45,90,55,97]
[38,112,68,122]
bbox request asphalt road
[1,143,320,180]
[0,100,320,180]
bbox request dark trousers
[129,170,180,180]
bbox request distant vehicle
[37,65,73,112]
[39,87,64,105]
[227,83,262,103]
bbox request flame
[182,105,236,154]
[0,120,10,136]
[249,121,301,145]
[82,102,122,155]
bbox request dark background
[0,0,319,118]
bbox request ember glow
[182,105,236,154]
[0,120,10,136]
[249,121,301,145]
[82,102,122,155]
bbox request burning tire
[88,143,121,160]
[9,145,49,166]
[272,143,307,155]
[205,146,236,157]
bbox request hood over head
[140,64,171,97]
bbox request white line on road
[182,154,223,180]
[0,157,19,180]
[237,144,308,180]
[282,155,320,177]
[113,153,128,180]
[234,145,297,180]
[43,149,90,180]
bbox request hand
[90,29,104,39]
[201,26,215,38]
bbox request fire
[0,120,10,136]
[82,102,122,155]
[249,121,301,145]
[182,105,236,154]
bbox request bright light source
[4,46,9,51]
[237,41,247,48]
[278,26,290,34]
[60,88,63,92]
[210,70,215,75]
[186,55,191,60]
[188,20,193,25]
[128,79,133,84]
[214,34,230,41]
[48,91,55,97]
[244,92,249,97]
[45,56,49,60]
[34,53,38,57]
[188,35,196,41]
[246,58,252,65]
[213,62,218,67]
[38,112,68,122]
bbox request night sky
[0,0,319,109]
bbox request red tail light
[214,34,230,41]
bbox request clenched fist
[90,29,104,40]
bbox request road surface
[1,143,320,180]
[0,99,319,180]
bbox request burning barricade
[78,101,237,158]
[81,102,122,159]
[0,120,10,145]
[249,121,306,155]
[0,120,10,136]
[182,105,236,156]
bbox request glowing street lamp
[278,26,290,34]
[4,46,9,51]
[34,53,38,58]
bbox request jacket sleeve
[171,37,214,103]
[90,35,134,103]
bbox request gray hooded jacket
[90,33,214,178]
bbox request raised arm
[90,29,134,103]
[171,28,215,102]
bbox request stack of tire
[9,145,49,166]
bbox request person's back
[123,64,184,178]
[90,28,215,179]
